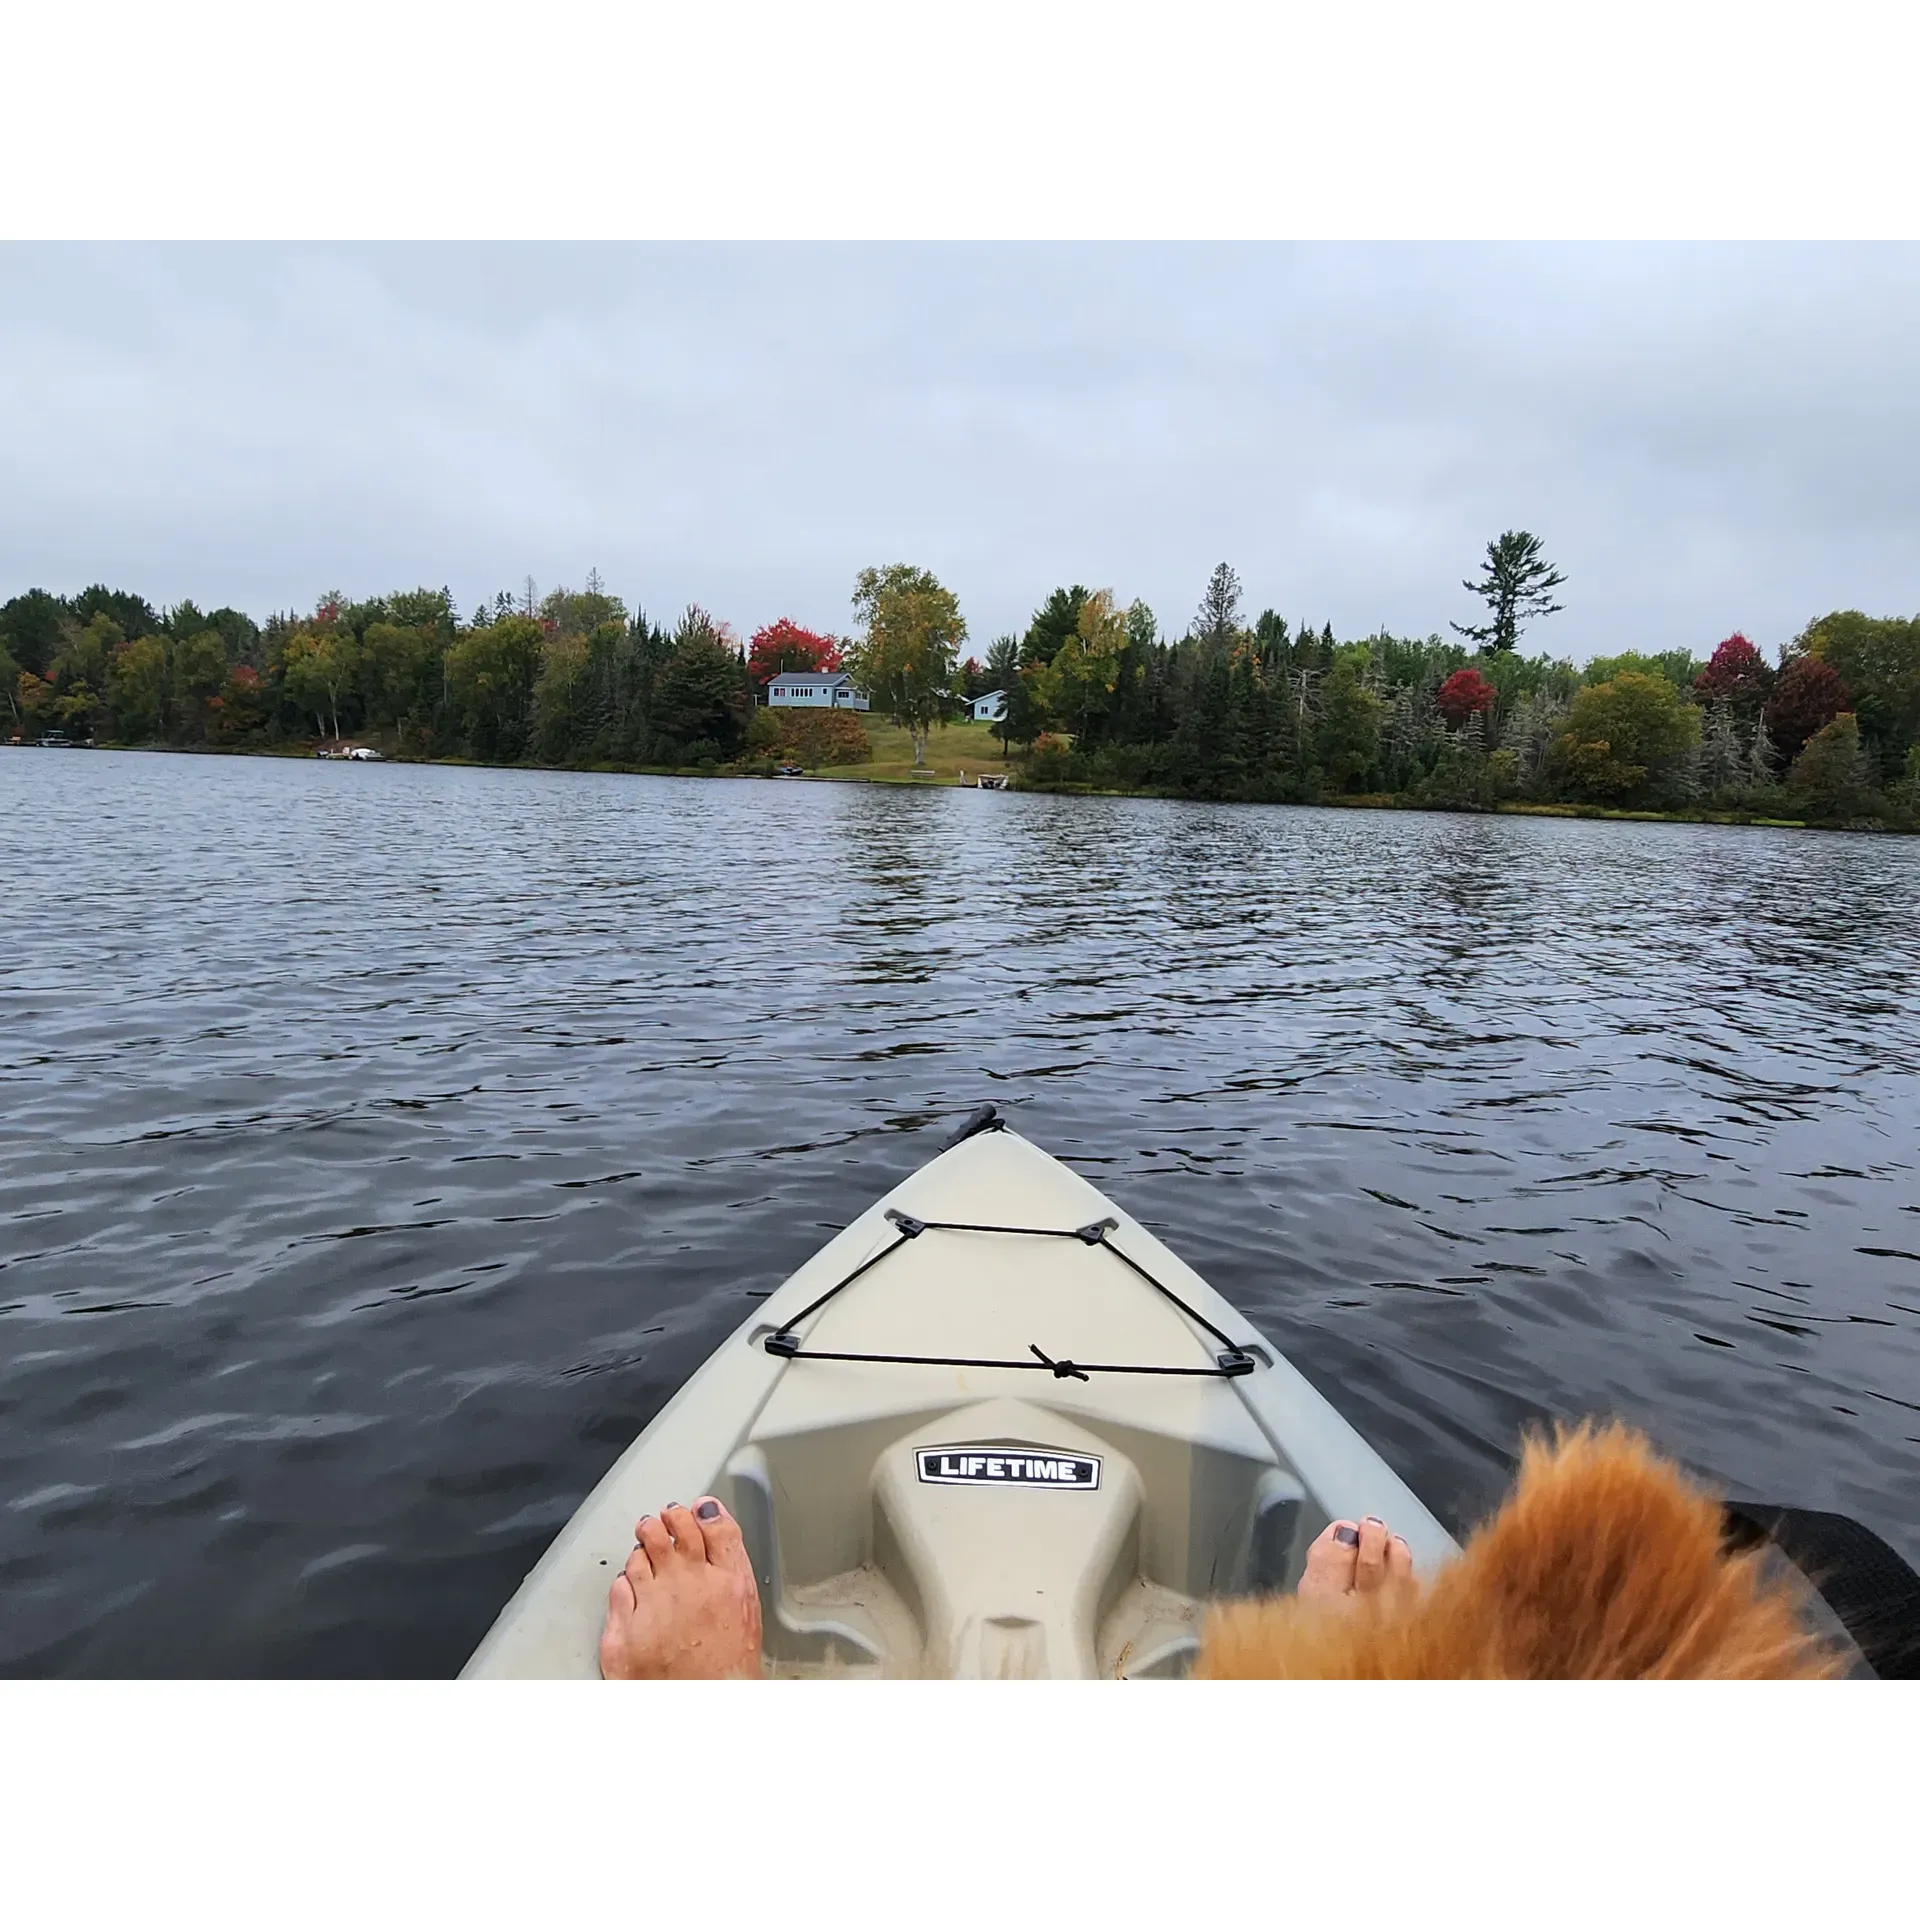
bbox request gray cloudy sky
[2,243,1915,662]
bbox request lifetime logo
[915,1447,1102,1489]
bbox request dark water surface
[3,751,1917,1676]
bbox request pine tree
[1020,586,1089,670]
[1191,563,1242,645]
[1141,642,1177,745]
[1316,659,1385,792]
[1451,531,1567,653]
[1253,610,1289,674]
[1222,645,1260,792]
[1176,639,1235,795]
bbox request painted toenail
[664,1501,682,1510]
[1334,1524,1360,1546]
[1365,1515,1383,1525]
[638,1515,653,1528]
[695,1500,720,1520]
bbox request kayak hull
[463,1121,1457,1678]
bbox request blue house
[767,671,869,712]
[969,689,1008,723]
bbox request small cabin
[767,671,869,712]
[969,689,1008,723]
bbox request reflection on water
[2,750,1918,1675]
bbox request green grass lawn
[806,716,1018,784]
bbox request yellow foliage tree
[846,564,967,768]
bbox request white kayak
[463,1109,1459,1679]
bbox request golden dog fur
[1196,1421,1842,1679]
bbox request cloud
[1,243,1914,659]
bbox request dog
[1196,1421,1844,1679]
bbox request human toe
[1387,1531,1416,1585]
[600,1568,641,1679]
[659,1502,709,1561]
[636,1511,676,1573]
[1298,1518,1361,1599]
[1353,1516,1392,1593]
[691,1496,750,1573]
[605,1567,638,1622]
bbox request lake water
[3,749,1917,1676]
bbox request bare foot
[1297,1514,1416,1606]
[599,1497,764,1679]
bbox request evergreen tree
[1021,586,1089,668]
[1000,666,1044,753]
[1452,531,1567,653]
[985,635,1020,756]
[655,605,750,762]
[0,587,70,678]
[1190,563,1242,646]
[1175,638,1235,796]
[1252,610,1289,671]
[1139,638,1178,745]
[1315,657,1384,792]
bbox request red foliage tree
[1437,667,1497,728]
[1763,655,1850,765]
[208,665,268,745]
[747,618,842,689]
[1693,632,1775,719]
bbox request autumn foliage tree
[1789,712,1873,815]
[846,564,967,768]
[746,618,842,689]
[1437,667,1496,728]
[1548,672,1700,802]
[1692,632,1775,724]
[1762,655,1849,767]
[207,665,270,746]
[1800,610,1920,778]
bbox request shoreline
[41,738,1913,836]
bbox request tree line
[1,579,770,770]
[4,542,1917,828]
[993,559,1920,827]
